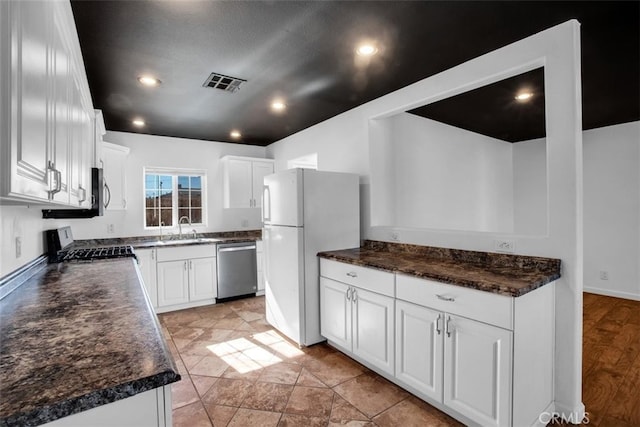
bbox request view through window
[144,170,205,228]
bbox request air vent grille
[203,72,246,93]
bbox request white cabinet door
[189,257,217,301]
[352,287,395,376]
[320,277,351,350]
[157,260,189,307]
[136,249,158,308]
[444,315,512,427]
[102,142,129,210]
[225,158,253,208]
[251,161,274,208]
[395,300,443,402]
[4,0,53,203]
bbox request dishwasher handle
[218,245,256,253]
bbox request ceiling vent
[202,72,246,93]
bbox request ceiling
[71,1,639,146]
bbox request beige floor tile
[284,385,335,418]
[259,362,302,384]
[240,381,294,412]
[233,309,265,323]
[213,316,247,330]
[191,375,218,397]
[278,414,328,426]
[189,355,229,377]
[171,376,200,409]
[333,372,409,418]
[304,352,367,387]
[204,404,238,427]
[221,360,264,382]
[373,396,464,426]
[330,395,370,422]
[181,354,205,370]
[201,377,254,407]
[169,326,206,341]
[296,368,328,388]
[172,401,213,427]
[227,408,281,427]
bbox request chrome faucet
[178,216,191,239]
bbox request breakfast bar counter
[318,240,561,297]
[0,258,180,427]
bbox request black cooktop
[60,246,136,262]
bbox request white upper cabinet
[101,142,130,210]
[221,156,274,208]
[0,0,94,206]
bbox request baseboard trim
[552,401,587,425]
[583,287,640,301]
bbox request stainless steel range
[45,227,136,263]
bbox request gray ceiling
[71,1,639,146]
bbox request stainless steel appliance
[45,226,135,263]
[263,168,359,346]
[216,242,257,300]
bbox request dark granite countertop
[71,229,261,250]
[0,258,180,427]
[318,240,561,297]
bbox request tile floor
[158,296,463,427]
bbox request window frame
[143,167,207,230]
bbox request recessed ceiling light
[271,100,286,112]
[515,92,534,102]
[132,119,145,127]
[137,75,161,87]
[230,130,242,139]
[356,43,378,56]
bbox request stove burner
[60,245,136,262]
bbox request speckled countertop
[71,229,262,250]
[318,240,561,297]
[0,258,180,427]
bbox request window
[144,169,205,228]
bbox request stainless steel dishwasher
[216,242,257,300]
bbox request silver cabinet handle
[346,287,352,301]
[122,198,127,208]
[346,272,357,278]
[446,316,453,338]
[436,294,455,302]
[103,180,111,208]
[47,161,62,199]
[78,186,86,204]
[151,250,155,260]
[190,260,193,269]
[352,288,357,303]
[184,261,187,271]
[436,314,442,335]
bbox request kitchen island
[318,240,561,427]
[0,258,180,427]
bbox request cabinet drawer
[396,274,513,330]
[320,259,395,297]
[156,244,216,262]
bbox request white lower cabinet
[396,299,511,426]
[136,248,158,308]
[141,244,217,313]
[321,259,555,427]
[319,260,395,376]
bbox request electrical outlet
[494,239,515,253]
[390,231,399,241]
[107,224,115,234]
[15,237,21,258]
[599,271,609,280]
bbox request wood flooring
[579,292,640,426]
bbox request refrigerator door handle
[263,185,271,222]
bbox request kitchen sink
[137,237,224,248]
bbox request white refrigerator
[263,168,360,346]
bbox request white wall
[0,132,268,277]
[269,21,584,417]
[513,137,547,235]
[583,122,640,300]
[389,113,514,233]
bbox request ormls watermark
[539,411,590,425]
